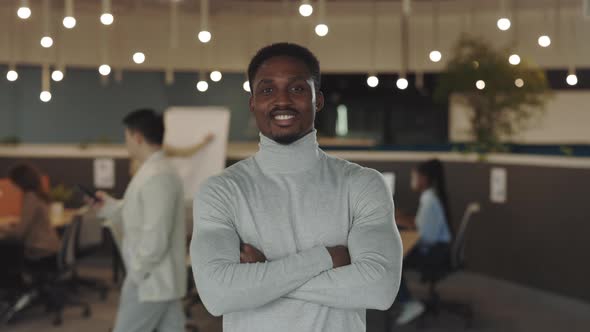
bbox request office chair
[68,210,110,300]
[418,202,481,328]
[0,217,92,326]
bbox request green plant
[435,35,551,154]
[48,184,74,203]
[560,146,574,156]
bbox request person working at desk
[395,159,452,325]
[90,109,187,332]
[0,164,60,270]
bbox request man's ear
[316,91,325,113]
[134,132,144,145]
[249,94,254,114]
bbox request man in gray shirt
[191,43,402,332]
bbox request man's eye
[291,86,305,92]
[262,88,273,94]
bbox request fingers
[95,191,108,200]
[240,243,265,263]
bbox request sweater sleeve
[190,176,334,317]
[284,168,403,310]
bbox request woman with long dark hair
[395,159,453,325]
[0,164,60,265]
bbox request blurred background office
[1,0,589,331]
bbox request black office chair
[1,217,92,326]
[68,210,110,300]
[418,202,480,328]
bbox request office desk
[51,209,79,228]
[0,209,79,229]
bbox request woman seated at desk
[0,164,60,273]
[395,159,452,325]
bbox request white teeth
[274,115,294,120]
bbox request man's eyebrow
[255,76,310,88]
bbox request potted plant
[48,184,74,219]
[434,35,551,155]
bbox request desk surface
[0,208,79,229]
[400,230,419,257]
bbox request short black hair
[122,109,165,145]
[247,42,321,92]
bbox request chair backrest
[57,216,82,271]
[77,208,103,252]
[450,202,480,269]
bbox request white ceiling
[3,0,584,15]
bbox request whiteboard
[164,107,231,201]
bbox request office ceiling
[6,0,582,14]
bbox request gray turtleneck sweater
[191,131,402,332]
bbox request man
[93,109,186,332]
[191,43,402,331]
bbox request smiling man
[191,43,402,332]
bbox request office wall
[0,67,252,143]
[450,91,590,144]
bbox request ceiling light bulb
[367,75,379,88]
[63,16,76,29]
[538,35,551,48]
[566,74,578,86]
[243,81,251,92]
[51,70,64,82]
[497,17,511,31]
[396,78,409,90]
[100,13,114,25]
[17,7,31,19]
[429,50,442,63]
[315,24,329,37]
[133,52,145,64]
[99,64,111,76]
[509,54,521,65]
[299,3,313,17]
[210,71,222,82]
[515,78,524,88]
[198,31,212,43]
[197,80,209,92]
[40,36,54,48]
[40,91,52,102]
[476,80,486,90]
[6,70,19,82]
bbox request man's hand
[327,246,351,268]
[240,243,266,263]
[86,191,111,211]
[204,133,215,144]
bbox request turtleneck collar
[255,130,322,174]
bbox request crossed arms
[190,171,403,317]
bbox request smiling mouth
[270,110,298,127]
[274,114,295,120]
